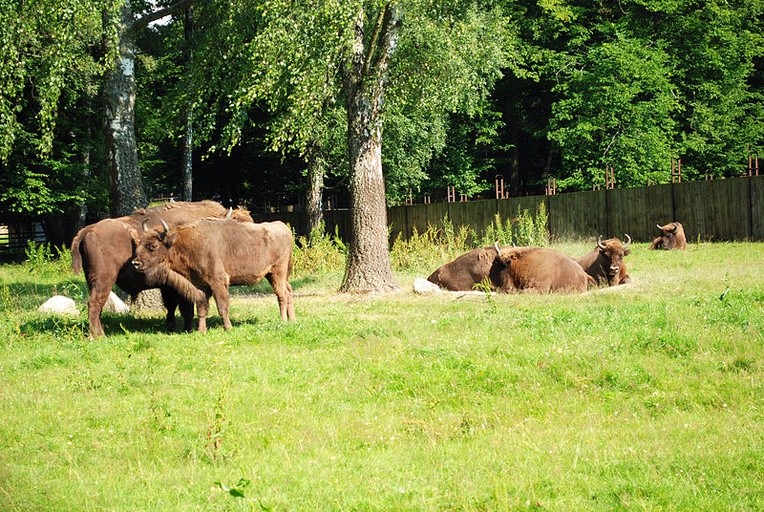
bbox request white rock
[104,291,129,313]
[38,295,78,316]
[413,277,441,294]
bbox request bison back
[427,247,500,291]
[502,247,589,293]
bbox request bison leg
[160,287,180,330]
[159,287,195,332]
[267,274,295,321]
[196,294,211,333]
[179,298,195,331]
[84,275,116,338]
[209,281,233,330]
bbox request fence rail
[254,176,764,244]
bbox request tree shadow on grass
[2,278,88,311]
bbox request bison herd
[69,200,686,338]
[71,200,294,337]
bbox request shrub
[292,223,346,276]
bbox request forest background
[1,0,763,288]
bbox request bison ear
[164,231,177,247]
[129,229,140,245]
[624,248,631,256]
[495,250,514,267]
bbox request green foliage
[24,241,76,288]
[390,217,473,272]
[0,0,103,161]
[192,0,515,202]
[506,0,764,191]
[479,203,550,247]
[390,204,549,273]
[292,223,347,276]
[549,35,681,189]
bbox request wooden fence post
[545,177,557,195]
[671,158,682,183]
[749,152,759,177]
[495,175,507,199]
[605,166,616,189]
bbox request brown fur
[649,221,687,250]
[132,218,295,332]
[576,236,631,286]
[70,200,234,337]
[427,247,499,291]
[427,246,591,293]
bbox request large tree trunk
[305,142,325,237]
[103,1,146,216]
[181,5,194,201]
[102,0,196,214]
[339,4,400,293]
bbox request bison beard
[140,264,206,305]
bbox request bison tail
[70,231,84,274]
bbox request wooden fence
[254,175,764,243]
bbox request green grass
[1,241,763,510]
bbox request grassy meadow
[1,232,763,510]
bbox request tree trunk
[339,4,400,293]
[181,5,194,201]
[77,126,91,229]
[103,1,146,216]
[305,142,325,237]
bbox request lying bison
[576,235,631,286]
[427,245,592,293]
[649,221,687,250]
[131,217,295,332]
[70,200,249,337]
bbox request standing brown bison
[649,221,687,250]
[427,245,592,293]
[576,235,632,286]
[70,200,249,338]
[131,218,295,332]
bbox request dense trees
[188,0,513,291]
[1,0,763,287]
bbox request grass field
[1,240,763,510]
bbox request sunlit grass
[1,241,763,510]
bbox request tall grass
[1,237,763,510]
[391,206,549,273]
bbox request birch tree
[194,0,513,292]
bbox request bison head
[596,234,631,280]
[657,222,680,235]
[131,218,175,273]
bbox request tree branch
[362,5,388,77]
[370,3,400,81]
[128,0,195,34]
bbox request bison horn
[142,219,150,233]
[656,224,663,230]
[597,235,607,250]
[158,219,170,240]
[226,207,233,219]
[623,233,632,247]
[494,242,502,257]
